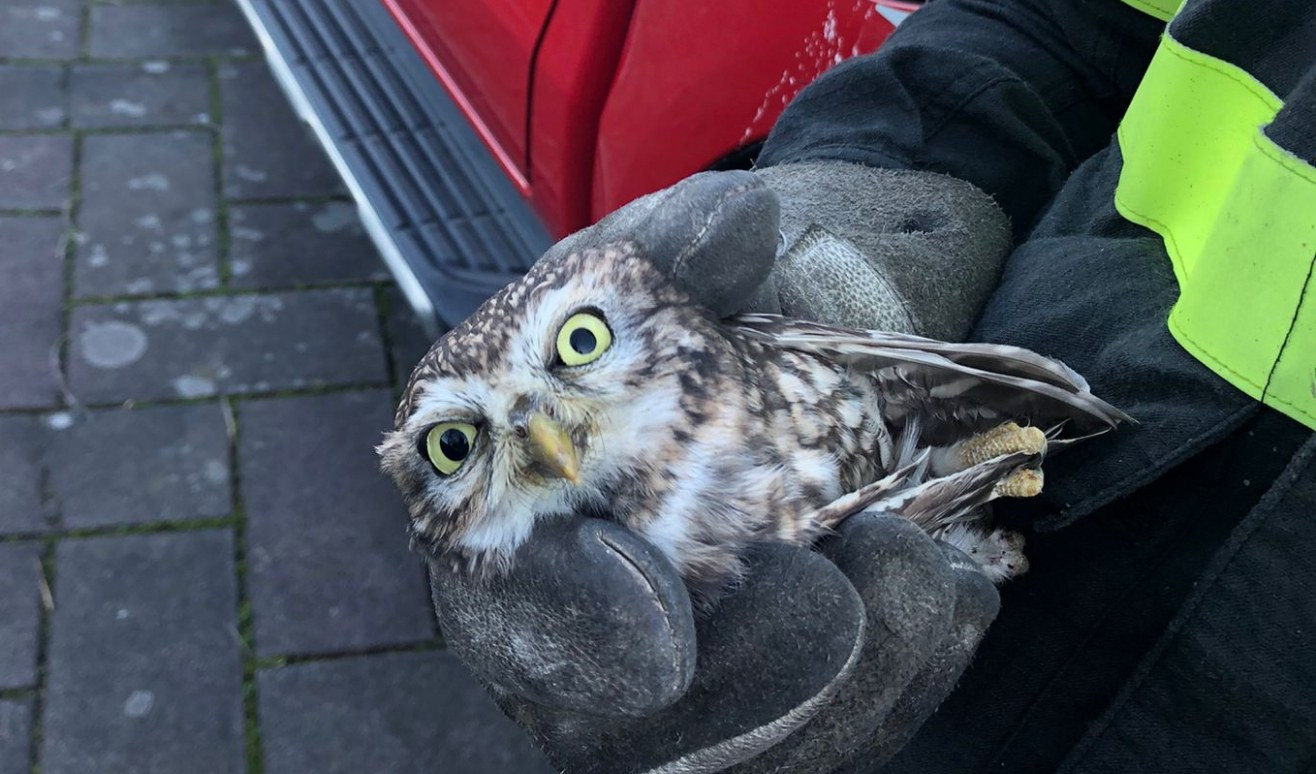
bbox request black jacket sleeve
[758,0,1163,238]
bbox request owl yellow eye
[425,422,478,475]
[555,311,612,366]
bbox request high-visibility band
[1115,32,1316,430]
[1120,0,1180,22]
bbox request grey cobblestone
[385,286,436,388]
[0,542,43,690]
[0,135,73,211]
[0,700,32,774]
[89,3,255,59]
[0,66,67,131]
[258,650,553,774]
[49,402,232,529]
[0,416,55,536]
[70,62,211,129]
[240,390,433,656]
[67,289,388,403]
[75,131,219,297]
[220,61,344,199]
[229,201,389,288]
[0,216,66,410]
[0,0,82,60]
[42,531,244,774]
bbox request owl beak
[526,411,580,485]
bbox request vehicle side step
[234,0,552,337]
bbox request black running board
[234,0,552,337]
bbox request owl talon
[955,422,1047,467]
[994,467,1044,499]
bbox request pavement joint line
[0,688,36,701]
[0,209,63,218]
[0,125,217,138]
[252,639,446,672]
[372,284,401,392]
[55,131,83,414]
[0,516,240,544]
[224,396,266,774]
[208,56,231,285]
[0,381,393,419]
[68,278,392,306]
[0,56,260,67]
[27,538,56,774]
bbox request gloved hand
[427,168,1014,773]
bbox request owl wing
[728,314,1133,447]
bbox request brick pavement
[0,2,550,771]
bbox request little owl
[378,243,1127,607]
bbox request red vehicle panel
[592,0,900,226]
[387,0,917,239]
[384,0,553,189]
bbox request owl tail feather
[807,451,931,530]
[871,450,1039,533]
[808,450,1038,534]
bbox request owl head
[378,243,736,570]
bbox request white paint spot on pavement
[35,107,64,125]
[45,412,73,430]
[141,61,171,74]
[88,244,109,267]
[135,214,162,231]
[123,690,154,718]
[204,459,227,484]
[127,173,169,192]
[110,99,147,118]
[173,375,217,398]
[80,321,148,369]
[312,204,355,233]
[235,165,268,182]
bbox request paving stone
[0,700,31,774]
[70,62,210,129]
[48,403,231,529]
[240,390,432,655]
[0,216,65,410]
[258,650,552,774]
[75,131,219,297]
[88,3,255,58]
[0,135,73,211]
[67,289,388,403]
[0,0,81,60]
[0,543,43,690]
[220,61,344,199]
[0,66,67,131]
[384,286,436,388]
[229,201,389,288]
[0,416,56,536]
[42,531,243,774]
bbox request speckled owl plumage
[379,242,1128,606]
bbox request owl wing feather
[728,314,1133,447]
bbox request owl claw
[994,467,1044,499]
[955,422,1048,467]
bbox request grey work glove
[428,169,1013,773]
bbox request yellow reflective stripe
[1119,0,1181,22]
[1115,33,1316,430]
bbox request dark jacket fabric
[758,0,1316,770]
